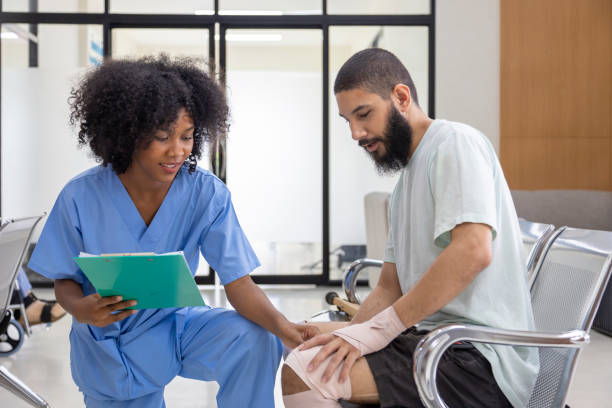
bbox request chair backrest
[518,218,555,284]
[364,192,390,288]
[0,216,44,315]
[527,227,612,408]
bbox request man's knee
[281,364,310,395]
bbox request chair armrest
[342,258,383,304]
[412,323,589,408]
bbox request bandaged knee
[284,348,352,401]
[333,305,406,356]
[283,390,342,408]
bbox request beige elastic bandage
[283,306,405,402]
[283,390,342,408]
[284,346,352,401]
[332,305,406,356]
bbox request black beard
[369,106,413,175]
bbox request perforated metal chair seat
[413,227,612,408]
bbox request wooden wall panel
[502,138,610,190]
[500,0,612,190]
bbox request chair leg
[0,366,50,407]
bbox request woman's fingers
[300,333,335,351]
[108,299,138,312]
[97,295,123,306]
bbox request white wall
[1,25,98,221]
[436,0,500,151]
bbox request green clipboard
[74,252,205,309]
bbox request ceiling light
[214,34,283,42]
[1,32,19,40]
[219,10,283,16]
[283,10,322,15]
[194,9,214,15]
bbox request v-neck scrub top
[28,165,263,401]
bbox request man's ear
[391,84,412,112]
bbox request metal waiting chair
[331,218,555,319]
[0,215,50,407]
[519,218,555,285]
[413,226,612,408]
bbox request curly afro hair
[69,54,228,174]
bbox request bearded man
[281,48,539,408]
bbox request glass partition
[328,0,430,15]
[3,0,104,13]
[225,28,323,276]
[220,0,321,15]
[110,0,213,15]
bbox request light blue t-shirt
[384,119,539,407]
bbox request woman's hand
[72,294,138,327]
[279,322,321,349]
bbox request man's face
[336,88,413,174]
[129,108,195,185]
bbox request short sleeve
[199,188,260,285]
[430,133,498,248]
[28,189,87,284]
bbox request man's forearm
[392,223,492,328]
[351,262,403,324]
[351,284,401,324]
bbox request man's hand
[279,322,321,349]
[299,333,360,384]
[72,294,137,327]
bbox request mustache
[358,137,384,147]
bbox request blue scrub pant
[16,267,32,297]
[83,308,283,408]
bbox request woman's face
[128,108,195,186]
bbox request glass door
[221,26,325,284]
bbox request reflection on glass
[220,0,321,15]
[3,0,104,12]
[328,0,430,15]
[110,0,213,14]
[329,26,429,280]
[225,29,323,275]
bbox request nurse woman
[28,55,315,408]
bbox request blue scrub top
[28,165,260,400]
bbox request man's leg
[83,390,165,408]
[282,354,379,404]
[178,307,282,408]
[283,329,512,408]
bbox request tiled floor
[1,286,611,407]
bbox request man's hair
[69,54,228,174]
[334,48,419,106]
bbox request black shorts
[362,328,512,408]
